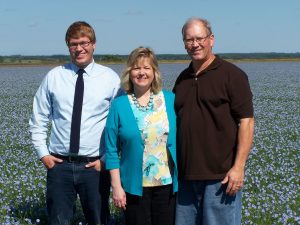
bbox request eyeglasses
[68,41,91,50]
[184,34,211,46]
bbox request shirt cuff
[36,148,50,160]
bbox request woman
[105,47,177,225]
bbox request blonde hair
[121,47,162,94]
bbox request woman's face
[129,57,154,93]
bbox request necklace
[131,92,154,111]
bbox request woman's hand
[110,169,127,209]
[112,185,127,210]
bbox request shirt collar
[71,59,95,77]
[187,55,222,76]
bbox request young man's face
[68,36,95,68]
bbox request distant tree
[101,55,123,62]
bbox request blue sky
[1,0,299,55]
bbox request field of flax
[0,62,299,225]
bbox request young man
[173,17,255,225]
[29,21,120,225]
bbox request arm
[222,117,255,196]
[104,100,127,208]
[29,75,62,169]
[110,169,126,209]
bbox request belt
[50,153,99,163]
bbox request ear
[209,34,215,47]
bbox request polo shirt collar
[187,55,222,76]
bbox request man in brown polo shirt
[173,17,255,225]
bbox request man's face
[68,36,95,68]
[183,21,214,62]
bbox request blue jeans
[46,161,102,225]
[175,180,242,225]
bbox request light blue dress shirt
[29,60,120,159]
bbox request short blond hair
[121,47,162,94]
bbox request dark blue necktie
[69,69,85,154]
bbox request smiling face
[183,21,214,62]
[68,36,95,68]
[129,57,154,94]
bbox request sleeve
[228,67,254,120]
[110,69,123,101]
[29,74,52,159]
[100,72,123,161]
[105,101,121,169]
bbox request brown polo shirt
[173,56,253,180]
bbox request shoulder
[93,63,119,78]
[217,58,247,77]
[161,90,175,107]
[175,66,190,82]
[44,64,72,81]
[162,90,175,100]
[111,94,129,107]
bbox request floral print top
[129,91,172,187]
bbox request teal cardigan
[105,90,178,196]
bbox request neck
[193,54,215,75]
[131,88,154,110]
[133,88,151,98]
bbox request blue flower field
[0,62,299,224]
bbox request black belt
[50,153,99,163]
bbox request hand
[41,155,63,169]
[221,166,244,196]
[112,185,127,210]
[85,159,103,172]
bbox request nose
[138,68,146,74]
[191,40,200,47]
[75,44,84,50]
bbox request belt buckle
[68,153,78,163]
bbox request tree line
[0,53,299,65]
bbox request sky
[0,0,299,55]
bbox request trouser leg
[47,162,76,225]
[175,180,204,225]
[202,180,242,225]
[125,189,152,225]
[151,185,176,225]
[76,163,101,225]
[99,170,111,225]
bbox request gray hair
[181,17,212,40]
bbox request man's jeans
[47,161,102,225]
[175,180,242,225]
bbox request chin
[74,59,89,67]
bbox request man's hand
[85,159,103,172]
[221,166,244,196]
[41,155,63,169]
[222,117,254,196]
